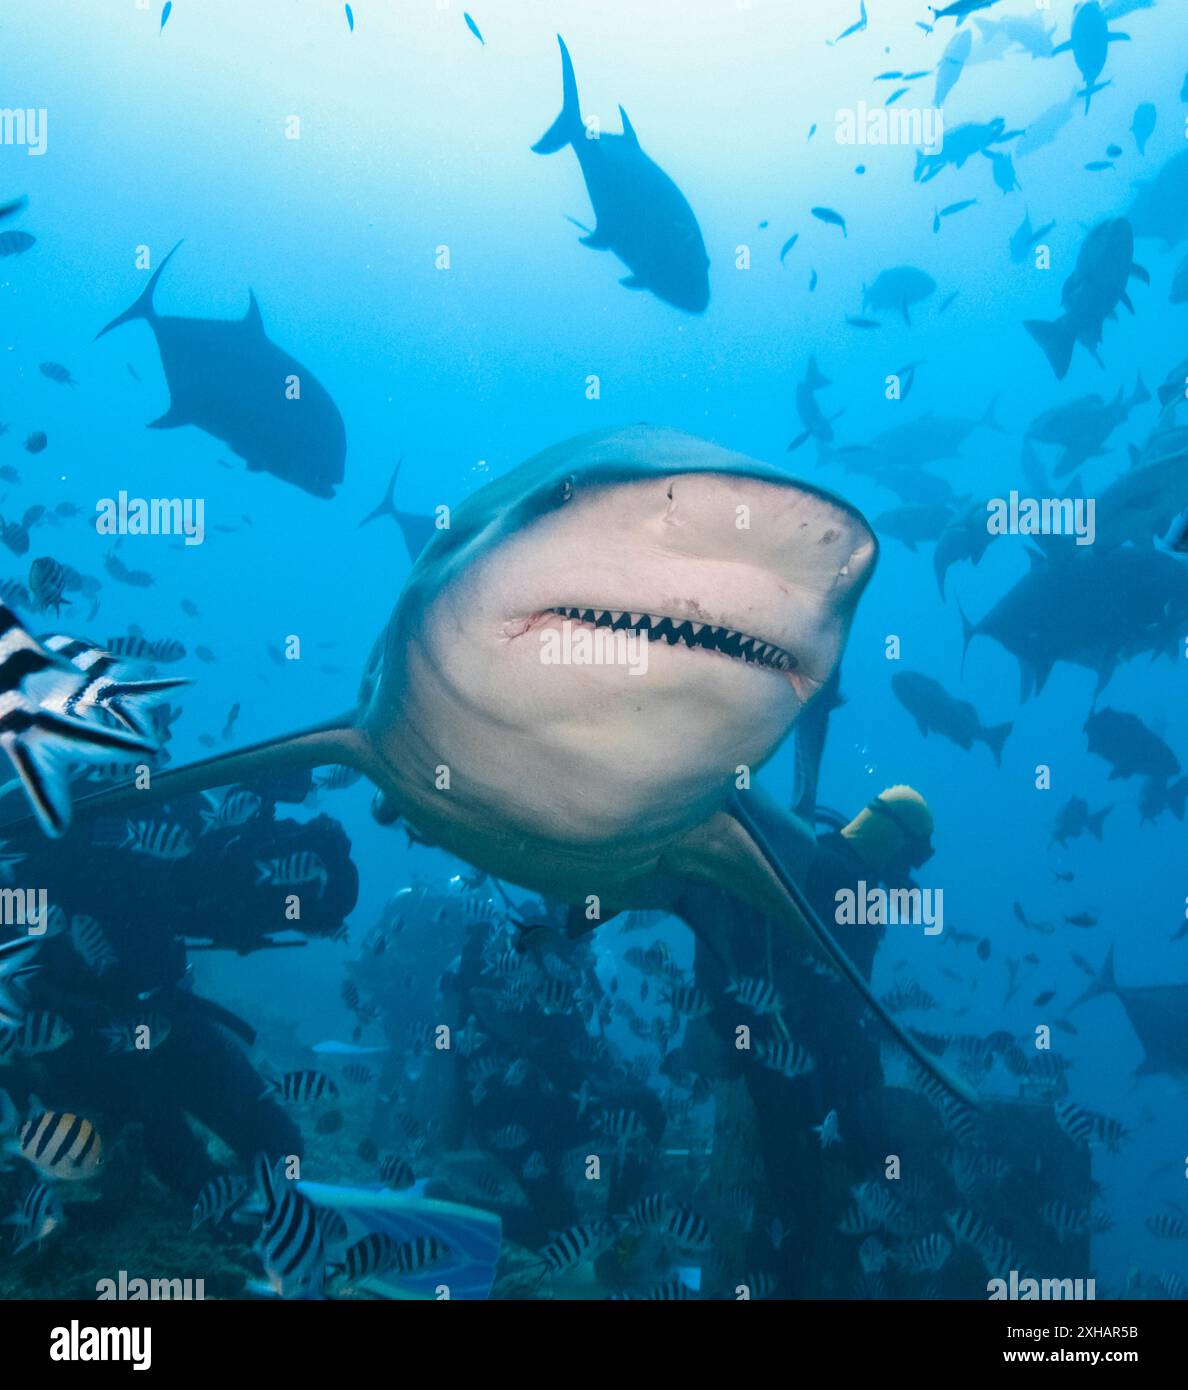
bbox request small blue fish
[464,12,484,45]
[807,124,817,142]
[160,1,171,30]
[345,3,354,32]
[1105,144,1122,158]
[809,268,818,291]
[939,289,960,313]
[941,199,977,217]
[885,87,910,106]
[1130,102,1155,154]
[846,316,881,330]
[1084,160,1114,171]
[779,234,799,263]
[811,206,847,237]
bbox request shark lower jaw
[518,607,798,676]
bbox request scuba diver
[673,782,936,1296]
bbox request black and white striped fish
[336,1232,401,1283]
[252,1156,325,1298]
[540,1220,615,1274]
[39,633,189,739]
[262,1069,339,1105]
[28,557,68,614]
[0,605,159,836]
[662,1202,713,1251]
[69,915,118,975]
[661,982,713,1017]
[118,819,194,859]
[756,1036,816,1080]
[255,851,328,898]
[378,1154,416,1189]
[895,1232,953,1275]
[0,1010,72,1059]
[9,1181,63,1252]
[392,1235,450,1275]
[1146,1212,1188,1240]
[191,1173,248,1230]
[725,976,784,1015]
[199,787,262,833]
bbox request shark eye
[557,476,575,504]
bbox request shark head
[363,427,877,898]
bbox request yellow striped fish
[18,1110,103,1180]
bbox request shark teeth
[546,608,797,672]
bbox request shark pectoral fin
[0,715,380,839]
[667,800,976,1109]
[619,275,646,290]
[579,226,613,249]
[147,404,191,430]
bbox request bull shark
[96,242,346,499]
[15,425,972,1103]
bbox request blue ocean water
[0,0,1185,1302]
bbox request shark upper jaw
[518,607,799,676]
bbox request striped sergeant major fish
[661,982,713,1017]
[724,975,784,1015]
[1054,1099,1129,1152]
[117,819,195,860]
[11,1104,104,1181]
[334,1232,402,1284]
[254,851,328,899]
[944,1208,1019,1277]
[69,915,118,976]
[28,557,68,615]
[1145,1212,1188,1240]
[6,1181,64,1252]
[191,1173,248,1230]
[199,787,262,833]
[661,1201,714,1251]
[39,633,189,739]
[894,1232,953,1276]
[0,1009,72,1059]
[105,634,186,664]
[539,1219,616,1275]
[392,1234,450,1275]
[252,1155,325,1298]
[0,935,42,1027]
[0,604,160,835]
[756,1035,816,1080]
[261,1069,340,1105]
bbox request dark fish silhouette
[533,37,710,313]
[357,459,437,561]
[1073,945,1188,1077]
[1024,218,1148,380]
[0,231,35,257]
[891,670,1012,764]
[96,243,346,498]
[1052,1,1130,113]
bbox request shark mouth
[543,607,797,673]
